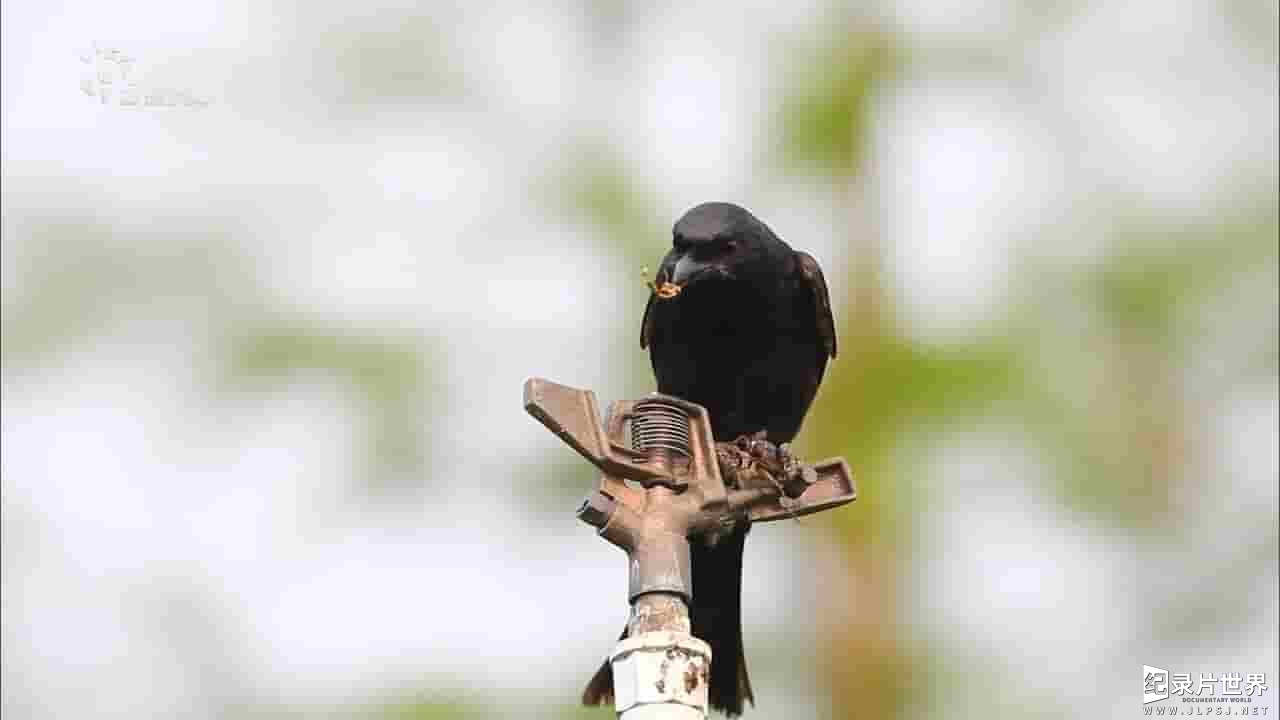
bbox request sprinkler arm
[524,377,857,535]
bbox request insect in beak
[642,265,683,300]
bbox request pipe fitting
[610,631,711,719]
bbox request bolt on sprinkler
[524,378,857,719]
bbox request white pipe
[611,631,711,720]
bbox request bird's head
[653,202,786,298]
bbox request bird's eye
[724,239,738,252]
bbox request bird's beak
[671,254,711,286]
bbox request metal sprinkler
[524,377,857,719]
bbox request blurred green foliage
[269,3,462,111]
[366,698,491,720]
[1,211,444,489]
[554,139,667,275]
[226,320,436,478]
[776,26,895,179]
[773,10,1274,720]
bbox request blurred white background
[3,1,1276,718]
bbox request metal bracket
[524,377,857,531]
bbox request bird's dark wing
[795,251,837,358]
[640,291,657,349]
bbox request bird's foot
[714,440,761,490]
[727,431,814,499]
[777,442,818,499]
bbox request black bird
[582,202,837,716]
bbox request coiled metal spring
[630,398,691,457]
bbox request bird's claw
[724,432,814,499]
[778,443,818,497]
